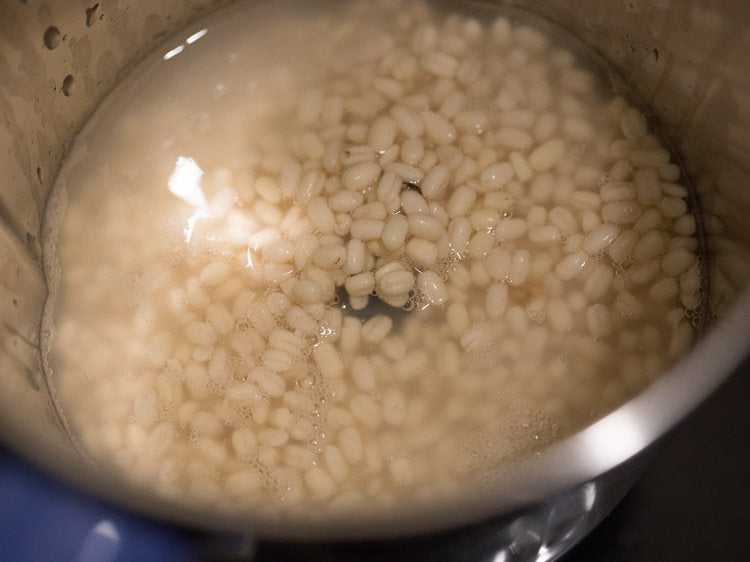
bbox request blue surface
[0,453,191,562]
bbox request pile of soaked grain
[45,0,703,518]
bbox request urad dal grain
[44,0,705,521]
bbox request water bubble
[297,373,315,390]
[529,310,545,324]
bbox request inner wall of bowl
[0,0,241,489]
[0,0,748,531]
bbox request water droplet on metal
[43,26,61,49]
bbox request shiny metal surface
[0,0,748,545]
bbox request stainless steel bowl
[1,0,748,556]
